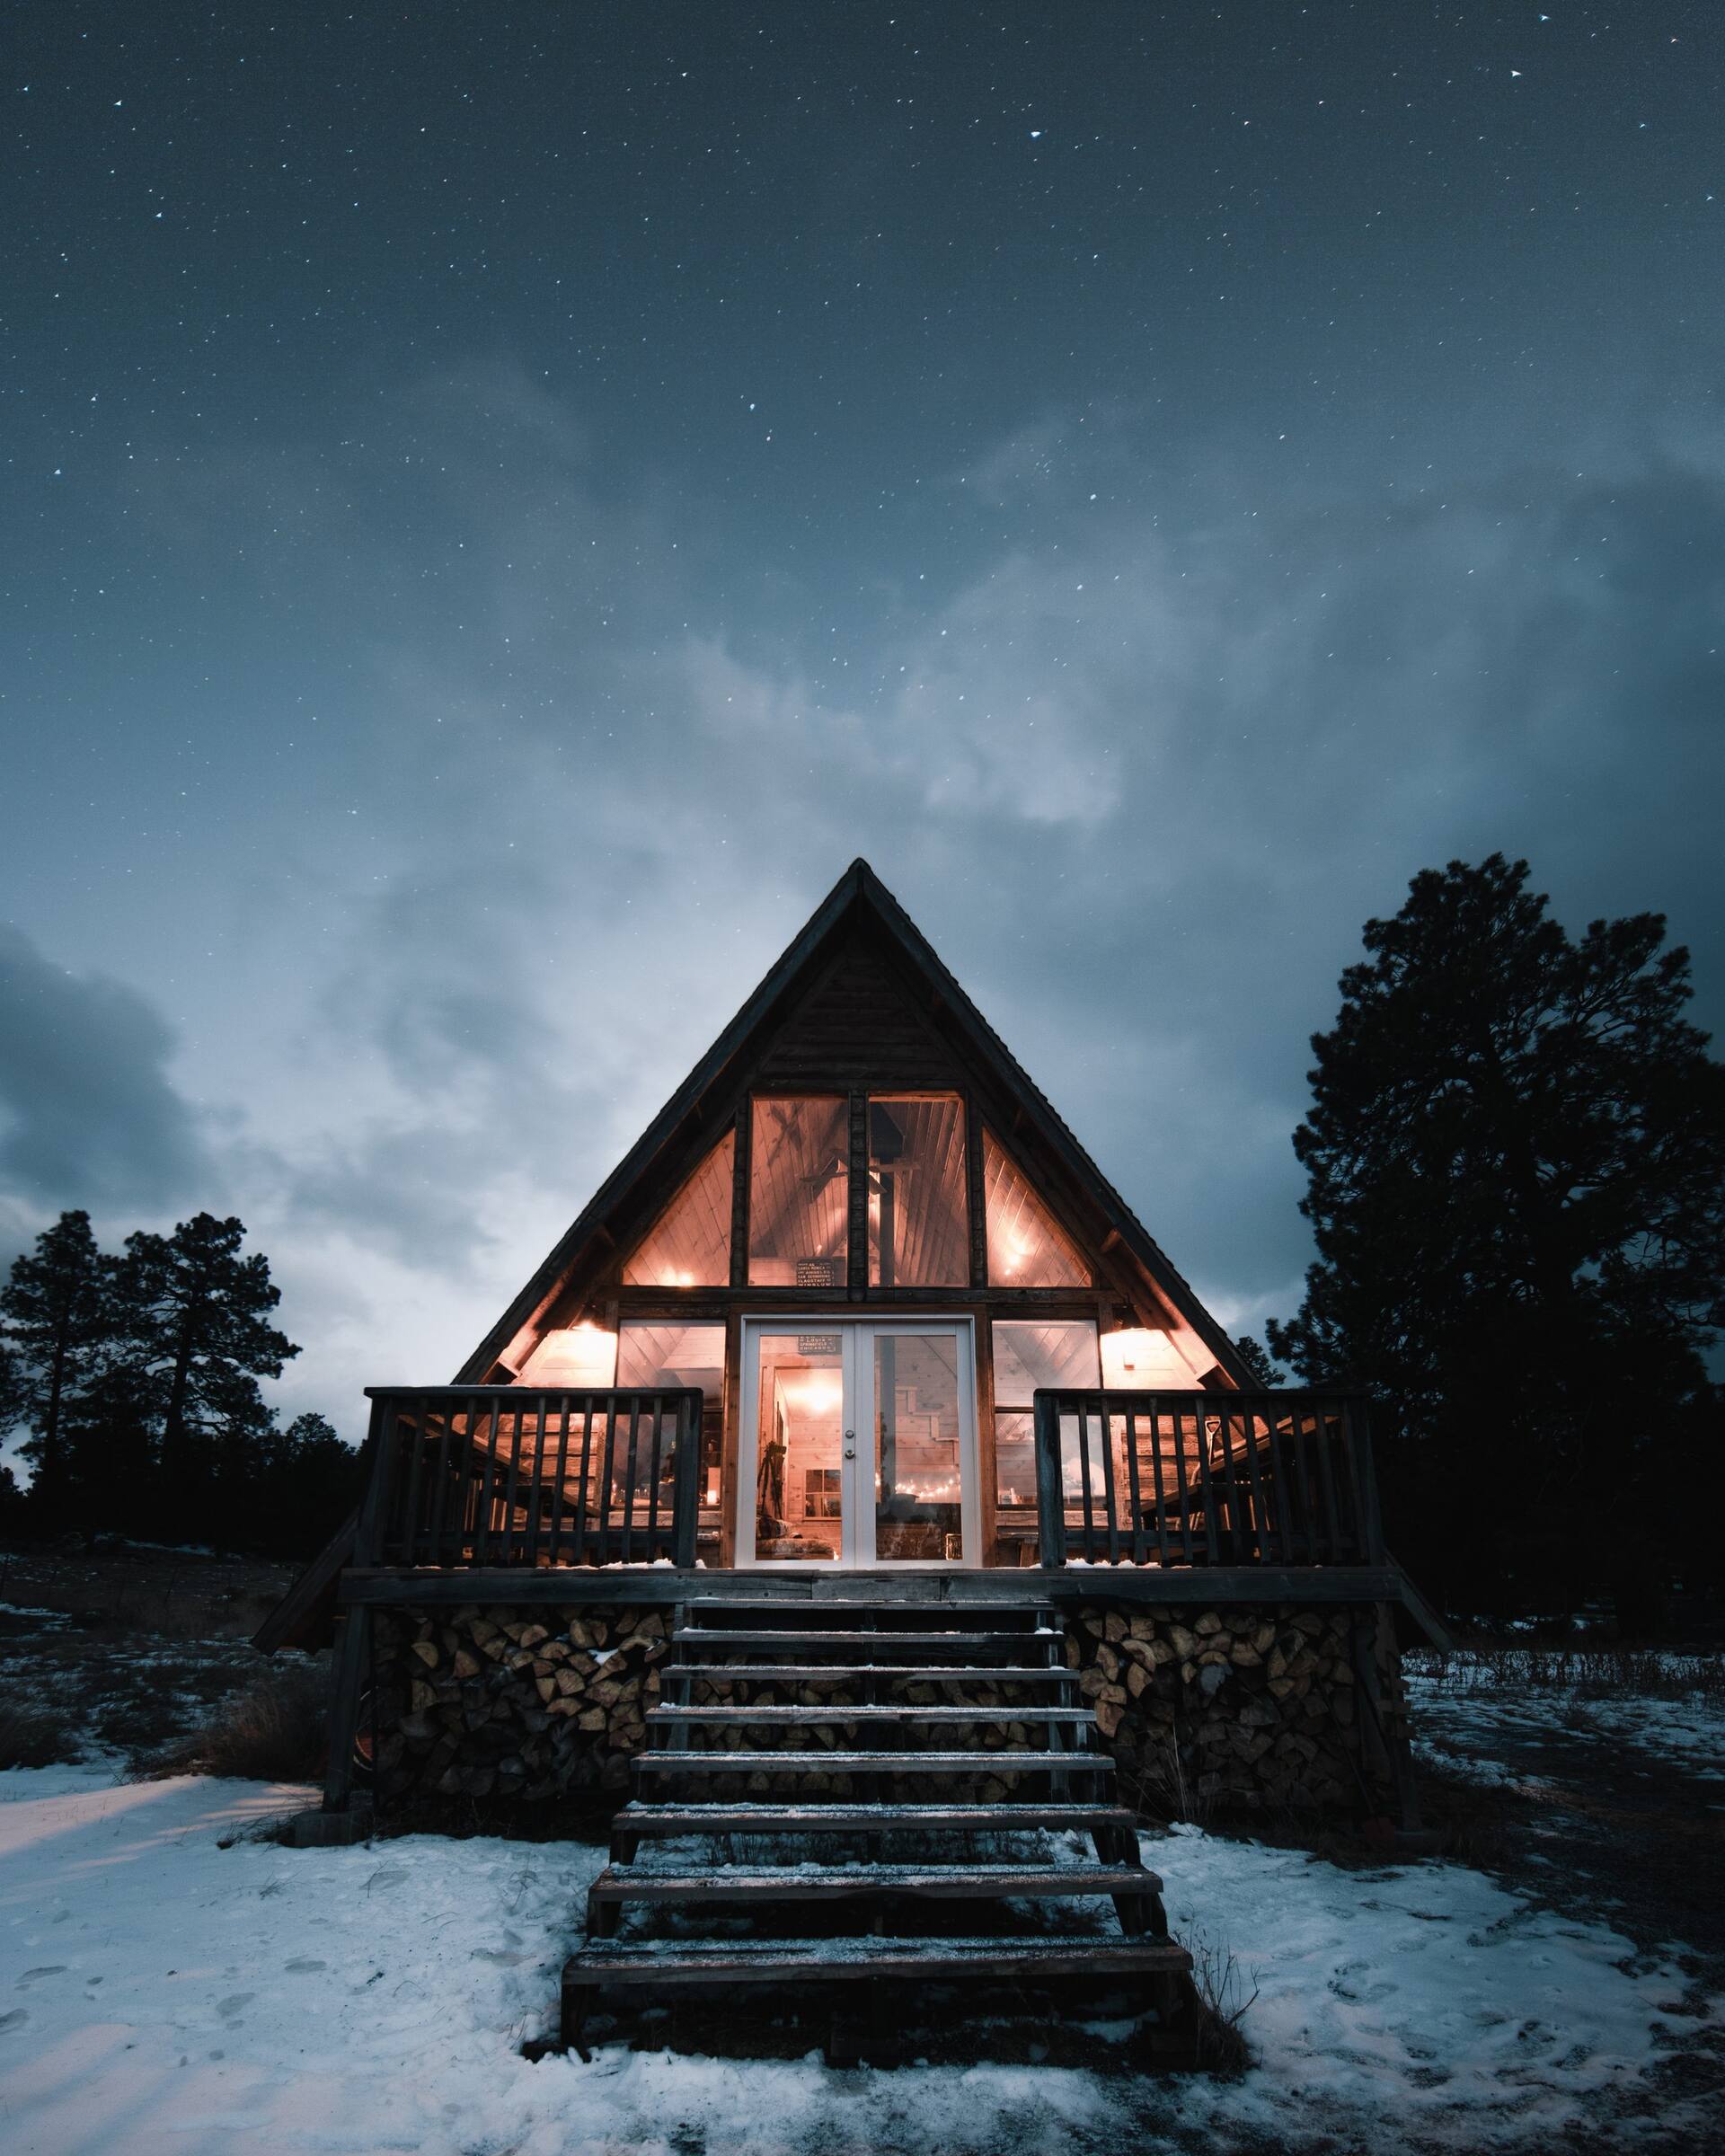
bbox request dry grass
[1183,1929,1258,2073]
[0,1698,84,1770]
[1408,1645,1725,1701]
[1122,1734,1213,1829]
[151,1664,329,1782]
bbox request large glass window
[748,1097,849,1287]
[617,1321,727,1509]
[623,1132,734,1286]
[868,1094,969,1288]
[982,1128,1091,1287]
[991,1319,1101,1538]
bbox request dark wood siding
[755,932,958,1087]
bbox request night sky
[4,4,1722,1436]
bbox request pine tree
[59,1365,159,1539]
[0,1211,116,1523]
[116,1214,298,1537]
[1232,1335,1283,1389]
[1268,856,1725,1611]
[251,1411,364,1557]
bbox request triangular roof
[457,859,1250,1386]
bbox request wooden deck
[338,1561,1408,1609]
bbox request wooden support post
[847,1089,867,1298]
[964,1090,987,1289]
[1353,1602,1424,1831]
[729,1098,751,1289]
[321,1603,372,1816]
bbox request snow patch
[1,1772,1710,2152]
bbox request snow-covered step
[590,1860,1161,1899]
[607,1797,1142,1858]
[670,1629,1059,1657]
[658,1663,1077,1685]
[585,1860,1164,1934]
[632,1747,1114,1777]
[562,1931,1195,2043]
[646,1703,1095,1727]
[682,1598,1050,1621]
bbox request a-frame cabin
[462,852,1256,1574]
[262,862,1433,2047]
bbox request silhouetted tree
[0,1334,21,1439]
[0,1209,357,1553]
[59,1365,160,1539]
[117,1213,298,1539]
[1268,856,1725,1614]
[0,1458,24,1535]
[247,1411,365,1557]
[0,1210,115,1522]
[1232,1335,1283,1389]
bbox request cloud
[15,366,1721,1433]
[0,924,215,1215]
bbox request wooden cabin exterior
[261,861,1438,1859]
[260,861,1447,2046]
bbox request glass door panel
[740,1320,976,1567]
[871,1330,966,1563]
[752,1332,846,1562]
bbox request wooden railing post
[352,1395,394,1567]
[1353,1396,1387,1564]
[672,1388,702,1568]
[323,1389,387,1816]
[1032,1392,1066,1569]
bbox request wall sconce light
[519,1319,619,1389]
[1100,1317,1185,1390]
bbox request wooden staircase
[562,1597,1197,2060]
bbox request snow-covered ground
[3,1765,1716,2155]
[1405,1654,1725,1794]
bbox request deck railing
[354,1386,705,1570]
[1031,1389,1384,1569]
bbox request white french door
[737,1317,978,1568]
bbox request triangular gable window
[982,1127,1091,1287]
[624,1131,735,1286]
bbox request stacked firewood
[372,1605,669,1804]
[369,1599,1389,1816]
[1065,1603,1377,1813]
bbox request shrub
[157,1663,328,1782]
[0,1698,82,1770]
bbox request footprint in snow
[366,1869,410,1891]
[17,1966,67,1985]
[472,1948,532,1965]
[217,1993,255,2019]
[0,2010,27,2034]
[286,1959,327,1974]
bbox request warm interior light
[518,1321,619,1389]
[782,1372,844,1416]
[1101,1326,1188,1389]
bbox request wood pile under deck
[562,1598,1197,2060]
